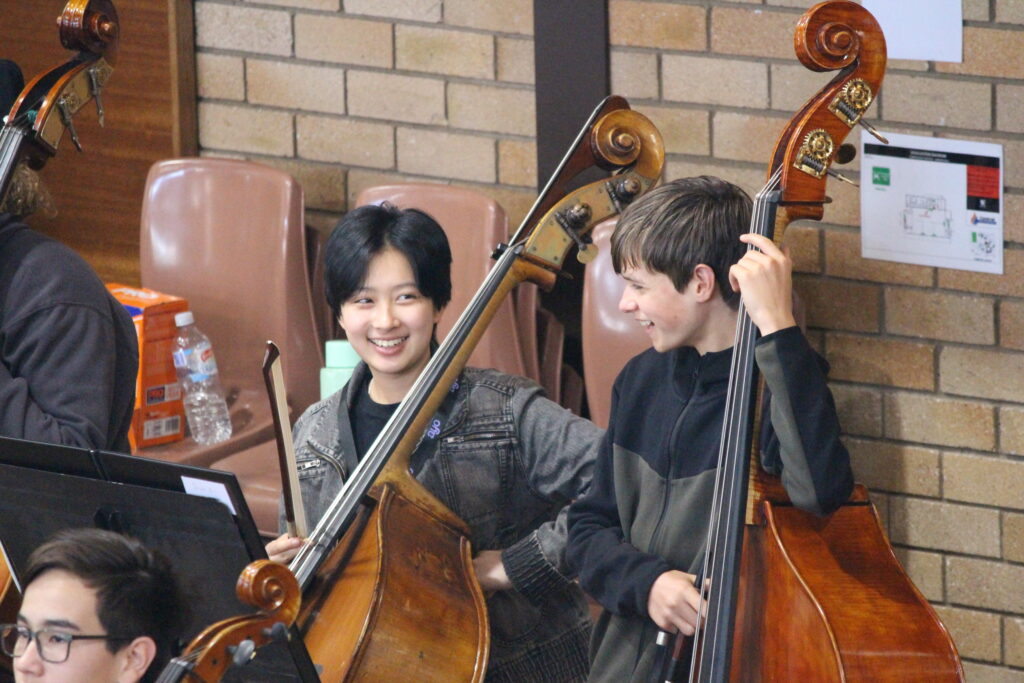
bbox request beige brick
[347,71,445,125]
[1005,194,1024,244]
[498,139,536,188]
[445,0,533,35]
[965,0,990,20]
[944,452,1024,510]
[827,334,934,390]
[711,7,797,59]
[396,25,494,80]
[611,51,659,101]
[795,276,880,333]
[397,128,495,183]
[831,384,882,437]
[497,37,534,85]
[1008,616,1024,668]
[892,547,944,602]
[295,15,392,68]
[845,438,940,497]
[306,209,341,233]
[198,102,293,156]
[937,27,1024,80]
[770,63,836,114]
[885,288,995,344]
[962,662,1024,683]
[998,85,1024,135]
[1003,299,1024,351]
[344,0,441,22]
[940,346,1024,403]
[767,0,811,7]
[1005,512,1024,563]
[195,4,291,56]
[449,84,534,137]
[663,55,767,108]
[261,158,346,212]
[197,53,244,101]
[785,225,821,274]
[882,75,991,131]
[948,556,1024,612]
[638,106,709,157]
[939,250,1024,297]
[296,115,394,169]
[1005,138,1024,190]
[247,60,346,115]
[713,112,789,165]
[814,177,860,227]
[609,1,706,50]
[931,605,1001,663]
[887,59,930,73]
[889,497,1000,557]
[997,0,1024,23]
[479,185,535,230]
[886,393,993,450]
[250,0,338,8]
[825,230,934,286]
[1001,406,1024,456]
[663,159,765,200]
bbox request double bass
[0,0,119,674]
[286,96,664,680]
[659,2,964,680]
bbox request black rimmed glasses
[0,624,131,664]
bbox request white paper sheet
[862,0,962,63]
[860,130,1003,274]
[181,475,238,514]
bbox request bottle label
[174,341,220,381]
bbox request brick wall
[194,0,1024,678]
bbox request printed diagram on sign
[901,194,952,239]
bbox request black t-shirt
[348,373,400,458]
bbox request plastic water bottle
[320,340,360,400]
[172,311,232,445]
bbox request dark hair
[611,176,752,307]
[324,203,452,318]
[22,528,189,682]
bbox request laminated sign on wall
[860,130,1003,274]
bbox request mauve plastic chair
[581,218,650,429]
[137,158,323,534]
[354,183,529,380]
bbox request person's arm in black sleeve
[0,303,122,448]
[567,385,672,618]
[756,325,854,515]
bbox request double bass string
[289,242,524,588]
[688,168,782,682]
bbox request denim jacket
[287,363,603,682]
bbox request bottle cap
[325,340,360,368]
[174,311,195,327]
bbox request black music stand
[0,436,319,682]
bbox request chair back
[581,218,650,428]
[141,158,323,417]
[354,183,526,378]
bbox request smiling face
[338,246,442,402]
[14,570,136,683]
[618,264,707,353]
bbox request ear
[690,264,718,303]
[116,636,157,683]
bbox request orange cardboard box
[106,284,188,450]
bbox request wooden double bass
[0,1,119,674]
[658,2,964,681]
[285,96,664,681]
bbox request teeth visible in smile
[371,337,406,348]
[639,321,653,327]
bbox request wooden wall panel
[0,0,195,284]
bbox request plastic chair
[354,183,528,379]
[137,158,324,533]
[581,218,650,429]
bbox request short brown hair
[611,176,751,307]
[23,528,189,682]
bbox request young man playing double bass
[566,176,854,682]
